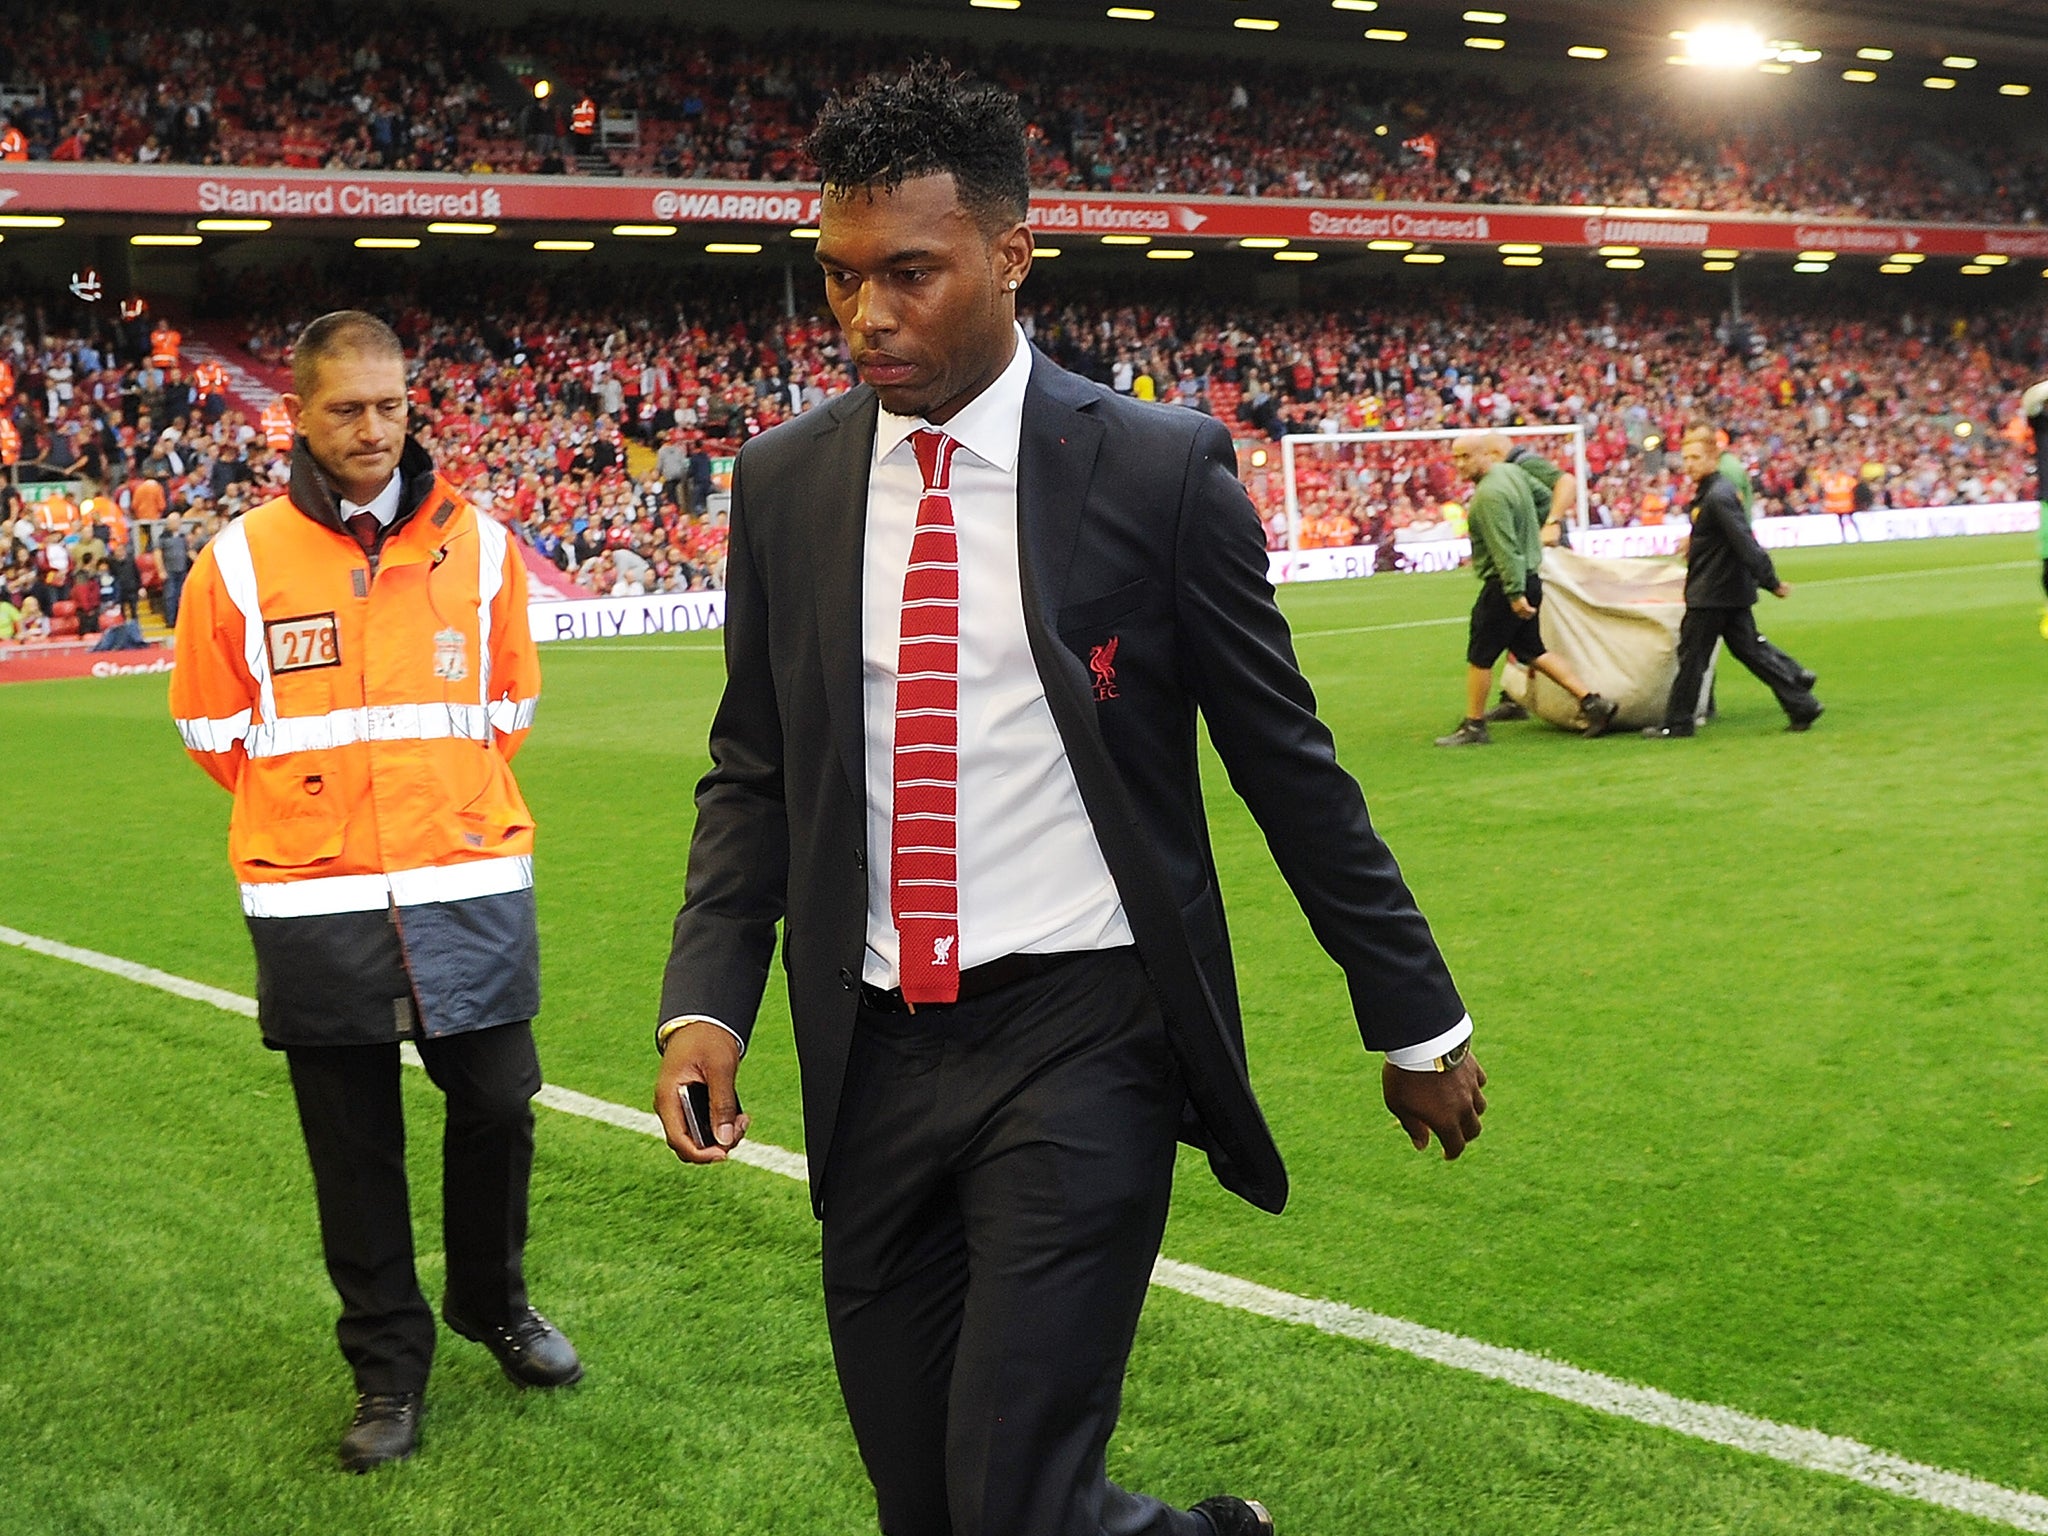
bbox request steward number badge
[432,627,469,682]
[265,612,341,673]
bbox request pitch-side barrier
[519,502,2041,644]
[1267,500,2042,585]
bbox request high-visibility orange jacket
[0,126,26,161]
[150,324,182,368]
[260,399,295,451]
[1822,471,1857,515]
[0,419,17,467]
[193,360,230,396]
[571,97,597,135]
[170,438,543,1046]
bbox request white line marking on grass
[1288,559,2034,642]
[1799,558,2034,589]
[1293,616,1466,640]
[0,924,258,1017]
[1149,1260,2048,1532]
[11,923,2048,1531]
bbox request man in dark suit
[652,63,1485,1536]
[1645,422,1822,739]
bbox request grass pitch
[1,533,2042,1535]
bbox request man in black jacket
[1646,422,1821,738]
[652,62,1483,1536]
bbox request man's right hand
[1772,582,1792,599]
[654,1021,749,1165]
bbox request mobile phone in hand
[680,1080,740,1149]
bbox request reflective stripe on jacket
[170,439,542,1043]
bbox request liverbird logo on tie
[1088,637,1120,701]
[932,936,955,966]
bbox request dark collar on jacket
[1689,470,1729,510]
[288,436,440,538]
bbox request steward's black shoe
[1193,1496,1276,1536]
[339,1391,420,1473]
[1786,703,1824,733]
[1434,719,1490,747]
[1795,668,1818,692]
[1483,693,1529,722]
[1579,692,1620,738]
[444,1304,584,1388]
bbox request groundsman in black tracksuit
[1659,442,1822,735]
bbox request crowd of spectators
[1021,291,2048,543]
[3,267,2043,622]
[4,4,2046,223]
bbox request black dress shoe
[1795,668,1818,692]
[1579,692,1619,738]
[1192,1496,1276,1535]
[1786,702,1824,733]
[444,1303,584,1387]
[338,1391,421,1473]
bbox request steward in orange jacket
[260,397,295,451]
[167,310,578,1471]
[172,433,542,1040]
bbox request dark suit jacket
[661,348,1466,1217]
[1685,471,1781,608]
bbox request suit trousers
[283,1021,542,1395]
[1665,604,1818,732]
[820,949,1205,1536]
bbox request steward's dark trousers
[284,1022,542,1395]
[821,949,1205,1536]
[1665,604,1817,731]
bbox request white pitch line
[7,923,2047,1532]
[1149,1261,2048,1532]
[1287,558,2033,642]
[0,924,258,1017]
[1797,558,2035,590]
[1292,615,1465,640]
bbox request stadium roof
[662,0,2048,76]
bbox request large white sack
[1502,547,1712,731]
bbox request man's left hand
[1383,1053,1488,1160]
[1508,597,1536,619]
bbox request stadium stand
[2,4,2045,222]
[4,274,2041,603]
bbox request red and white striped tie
[892,428,962,1006]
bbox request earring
[1008,280,1019,290]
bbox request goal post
[1278,424,1589,555]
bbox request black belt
[859,950,1094,1014]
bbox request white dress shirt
[860,327,1132,990]
[662,330,1473,1070]
[339,472,402,529]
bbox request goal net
[1275,425,1588,563]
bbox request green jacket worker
[1437,432,1616,746]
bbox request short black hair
[805,57,1030,233]
[292,310,404,396]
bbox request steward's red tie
[891,428,961,1005]
[346,511,380,554]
